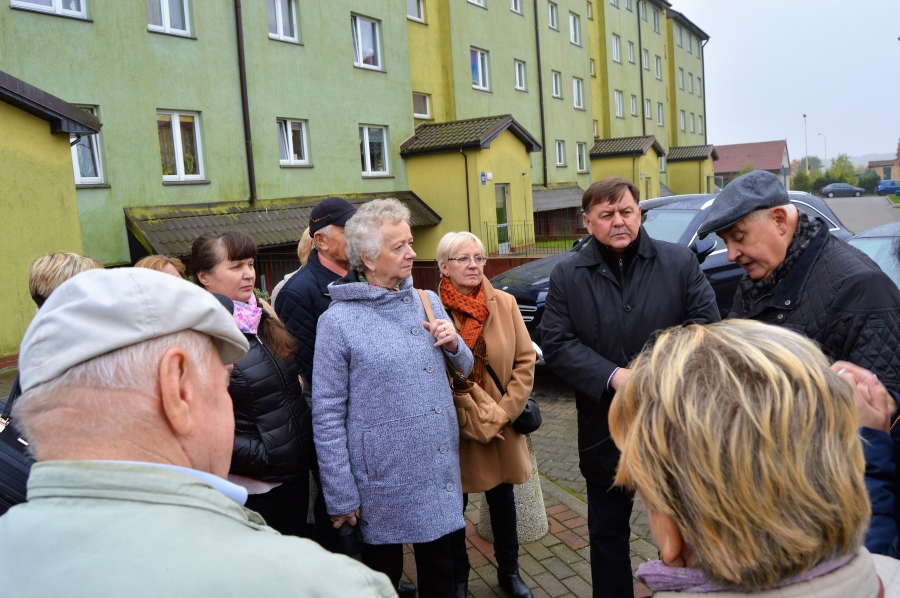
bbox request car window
[791,200,838,231]
[642,209,700,243]
[848,237,900,289]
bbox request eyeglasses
[447,255,487,266]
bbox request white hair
[344,198,411,271]
[315,224,333,238]
[436,232,486,265]
[13,330,217,446]
[746,203,798,222]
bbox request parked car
[846,222,900,290]
[876,180,900,196]
[820,183,864,198]
[490,192,852,362]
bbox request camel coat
[441,276,535,493]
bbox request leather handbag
[417,290,509,444]
[0,375,34,515]
[485,365,542,435]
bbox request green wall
[665,18,707,149]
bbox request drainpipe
[234,0,257,205]
[701,38,708,146]
[460,149,473,233]
[533,0,548,187]
[637,4,646,137]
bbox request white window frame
[555,140,566,166]
[625,0,632,9]
[657,102,664,126]
[688,34,693,54]
[679,110,685,131]
[688,73,694,94]
[277,119,310,166]
[268,0,299,42]
[611,34,621,63]
[551,70,562,98]
[147,0,190,36]
[412,92,431,119]
[471,48,490,90]
[614,90,624,118]
[678,68,684,89]
[576,142,588,173]
[655,55,662,80]
[407,0,425,22]
[652,8,660,33]
[468,0,486,6]
[548,2,558,29]
[638,0,646,20]
[697,77,702,97]
[677,25,683,47]
[70,106,103,185]
[659,156,666,172]
[573,77,584,109]
[359,125,389,177]
[590,59,595,77]
[698,115,704,134]
[352,15,382,70]
[609,0,616,7]
[510,0,522,13]
[12,0,86,18]
[630,94,637,116]
[593,119,598,136]
[587,1,593,18]
[642,49,649,70]
[645,98,652,119]
[628,41,635,63]
[569,12,581,45]
[690,112,695,133]
[514,60,527,91]
[157,110,204,182]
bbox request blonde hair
[134,255,186,278]
[344,198,411,271]
[609,320,868,590]
[297,227,314,266]
[28,251,103,307]
[435,232,486,267]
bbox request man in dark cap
[698,170,900,390]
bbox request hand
[331,508,360,529]
[610,367,632,391]
[424,318,459,354]
[832,361,897,433]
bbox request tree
[858,171,881,195]
[792,170,811,193]
[790,158,802,176]
[896,137,900,160]
[738,161,754,176]
[798,156,823,172]
[828,153,856,183]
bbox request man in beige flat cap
[0,268,395,598]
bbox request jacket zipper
[618,258,625,282]
[256,334,304,461]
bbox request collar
[99,461,248,505]
[754,220,829,316]
[577,227,658,268]
[317,251,349,277]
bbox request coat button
[411,327,420,335]
[435,406,442,414]
[777,314,784,320]
[629,351,636,359]
[426,365,434,372]
[624,305,632,312]
[403,296,411,303]
[439,445,447,453]
[784,300,791,306]
[445,483,453,491]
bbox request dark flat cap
[308,197,357,237]
[697,170,789,239]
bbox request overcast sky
[671,0,900,164]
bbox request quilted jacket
[229,311,313,482]
[274,250,342,385]
[728,223,900,392]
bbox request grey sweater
[312,275,473,545]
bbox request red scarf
[439,276,490,387]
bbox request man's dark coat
[541,228,720,482]
[728,223,900,391]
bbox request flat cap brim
[697,170,790,239]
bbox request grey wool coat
[312,273,474,545]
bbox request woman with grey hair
[312,198,473,597]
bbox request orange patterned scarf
[439,276,490,387]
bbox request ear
[439,261,450,277]
[582,211,593,235]
[771,206,791,235]
[650,511,686,567]
[195,269,211,288]
[360,251,376,273]
[158,347,195,437]
[313,231,328,252]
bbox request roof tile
[400,114,541,155]
[714,140,788,173]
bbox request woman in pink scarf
[609,319,900,597]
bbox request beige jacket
[654,547,900,598]
[443,276,535,493]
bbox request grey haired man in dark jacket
[542,177,720,598]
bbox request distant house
[714,140,790,188]
[868,159,899,180]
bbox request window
[698,115,704,133]
[468,0,485,6]
[268,0,298,42]
[277,119,309,166]
[587,1,593,18]
[652,8,660,33]
[413,93,431,118]
[359,125,388,176]
[593,120,598,136]
[642,49,649,70]
[407,0,424,21]
[688,73,694,94]
[555,140,566,166]
[677,25,683,47]
[627,41,635,63]
[638,0,646,20]
[679,110,685,131]
[352,15,381,70]
[548,2,558,29]
[625,0,632,9]
[510,0,522,13]
[569,13,581,45]
[657,102,664,126]
[12,0,86,18]
[688,35,693,54]
[590,59,595,77]
[573,77,584,109]
[690,113,695,133]
[614,90,624,118]
[471,48,490,90]
[611,34,621,63]
[697,77,702,97]
[157,110,204,182]
[645,98,651,119]
[659,156,666,172]
[514,60,527,90]
[677,68,684,89]
[70,107,102,185]
[630,94,637,116]
[147,0,190,36]
[609,0,616,7]
[551,70,562,98]
[576,142,588,173]
[655,55,662,80]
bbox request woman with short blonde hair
[609,319,899,596]
[29,251,103,308]
[134,255,186,278]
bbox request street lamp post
[803,114,809,178]
[818,133,827,171]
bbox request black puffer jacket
[729,223,900,392]
[229,311,313,482]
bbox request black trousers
[361,532,456,598]
[586,477,635,598]
[244,475,311,538]
[450,483,519,583]
[311,473,341,552]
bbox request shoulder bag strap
[1,373,21,430]
[485,364,506,395]
[416,289,436,323]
